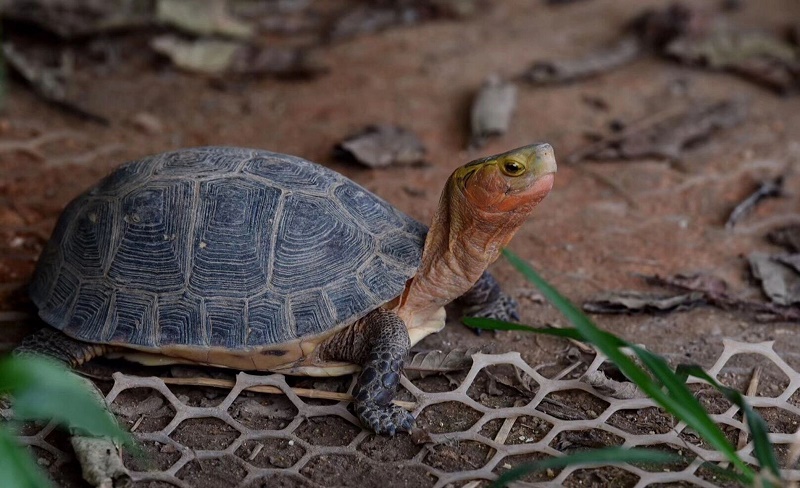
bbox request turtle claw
[356,402,415,436]
[466,292,520,323]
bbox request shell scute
[108,181,194,294]
[188,178,280,298]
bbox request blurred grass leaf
[491,447,684,487]
[0,428,53,488]
[0,356,129,443]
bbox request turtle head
[453,143,556,215]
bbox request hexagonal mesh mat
[10,339,800,487]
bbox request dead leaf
[768,225,800,252]
[334,125,426,168]
[152,36,240,74]
[570,99,747,163]
[405,348,479,372]
[725,176,785,229]
[328,0,483,41]
[231,45,327,78]
[777,254,800,274]
[583,370,645,399]
[157,0,253,39]
[2,42,108,124]
[523,36,642,85]
[583,291,705,314]
[750,252,800,305]
[646,272,800,322]
[151,36,324,77]
[1,0,155,38]
[469,75,517,149]
[667,29,800,94]
[329,5,423,41]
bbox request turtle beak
[527,143,557,179]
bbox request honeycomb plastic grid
[9,339,800,487]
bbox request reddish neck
[396,179,526,326]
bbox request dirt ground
[2,0,800,487]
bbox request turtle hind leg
[14,328,108,368]
[321,308,414,436]
[457,271,520,322]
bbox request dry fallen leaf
[667,29,800,95]
[469,75,517,149]
[406,348,479,373]
[570,98,748,163]
[523,36,642,85]
[583,291,705,314]
[157,0,253,39]
[583,370,645,399]
[749,252,800,305]
[151,36,325,77]
[768,225,800,252]
[335,125,426,168]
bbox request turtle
[17,143,555,483]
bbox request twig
[486,415,519,462]
[158,376,417,410]
[548,321,596,354]
[725,177,784,229]
[737,366,761,450]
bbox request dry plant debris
[334,125,427,168]
[468,75,518,149]
[523,2,800,95]
[666,29,800,95]
[1,43,108,124]
[584,273,800,322]
[150,36,326,77]
[329,0,484,40]
[726,176,785,229]
[522,36,642,85]
[156,0,253,39]
[0,0,155,38]
[583,291,705,314]
[768,225,800,252]
[749,253,800,306]
[569,98,748,163]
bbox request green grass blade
[491,447,682,487]
[0,356,131,445]
[0,428,53,488]
[677,365,781,480]
[484,250,754,480]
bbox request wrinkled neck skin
[397,177,532,328]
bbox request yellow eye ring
[500,160,526,177]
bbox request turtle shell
[30,147,427,353]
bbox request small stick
[548,322,595,354]
[725,177,784,229]
[736,366,762,451]
[248,443,264,461]
[130,415,145,433]
[157,376,417,410]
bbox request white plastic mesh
[9,339,800,487]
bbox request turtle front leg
[457,271,520,322]
[320,308,414,436]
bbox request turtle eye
[500,160,526,177]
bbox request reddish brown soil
[2,0,800,487]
